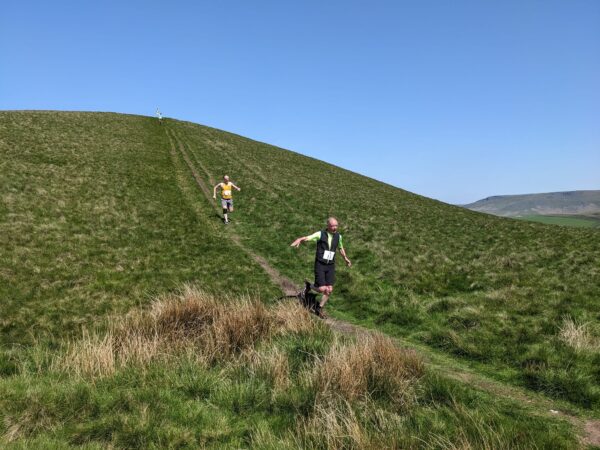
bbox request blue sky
[2,1,598,204]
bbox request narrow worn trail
[166,127,298,296]
[165,124,600,447]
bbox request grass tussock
[559,317,599,354]
[57,286,318,378]
[312,333,424,407]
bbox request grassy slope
[518,215,600,228]
[0,111,278,346]
[168,118,600,410]
[0,111,597,447]
[0,289,579,449]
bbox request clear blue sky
[2,1,598,204]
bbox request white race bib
[323,250,335,261]
[223,189,231,196]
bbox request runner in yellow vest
[213,175,240,224]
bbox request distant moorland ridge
[463,190,600,217]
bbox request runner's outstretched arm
[291,231,321,248]
[290,236,309,248]
[213,183,221,199]
[340,247,352,267]
[231,183,241,192]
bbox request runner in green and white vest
[290,217,351,318]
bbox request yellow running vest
[221,182,233,199]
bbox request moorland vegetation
[1,111,598,447]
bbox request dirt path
[585,421,600,447]
[167,127,298,297]
[327,317,595,444]
[165,125,600,448]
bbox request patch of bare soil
[584,420,600,447]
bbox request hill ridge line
[164,123,599,446]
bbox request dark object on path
[279,281,322,317]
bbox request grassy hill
[0,111,279,345]
[463,190,600,218]
[166,118,600,407]
[1,111,599,448]
[517,214,600,228]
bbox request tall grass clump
[51,293,431,448]
[312,333,424,408]
[57,286,317,378]
[559,317,599,354]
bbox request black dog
[298,280,321,315]
[279,281,321,316]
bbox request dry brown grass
[58,331,118,378]
[311,333,424,407]
[55,286,318,378]
[51,287,429,449]
[559,317,600,354]
[271,300,320,335]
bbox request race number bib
[323,250,335,261]
[223,189,231,196]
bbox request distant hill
[463,190,600,217]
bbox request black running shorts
[314,260,335,287]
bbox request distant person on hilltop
[290,217,351,318]
[213,175,240,224]
[156,108,162,123]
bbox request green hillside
[517,214,600,228]
[166,118,600,408]
[0,111,279,345]
[1,111,599,448]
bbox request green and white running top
[306,231,344,250]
